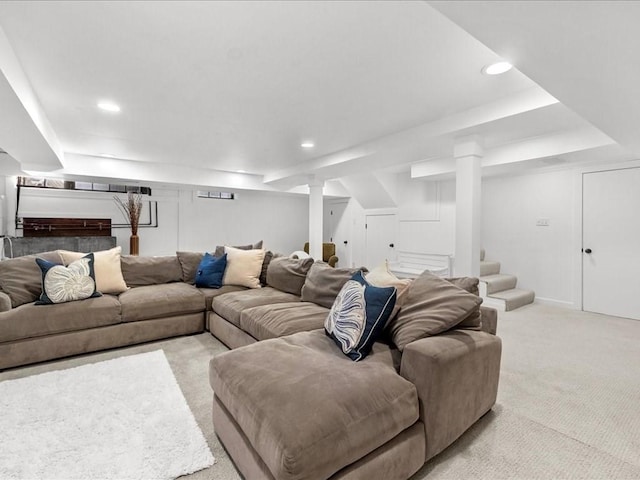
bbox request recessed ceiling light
[97,101,121,113]
[482,61,513,75]
[301,142,315,148]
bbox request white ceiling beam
[411,126,615,179]
[264,87,558,186]
[45,153,348,198]
[0,26,63,171]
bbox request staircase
[479,250,535,311]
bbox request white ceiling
[0,1,637,193]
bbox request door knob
[584,248,592,254]
[389,243,395,248]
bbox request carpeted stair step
[480,260,501,276]
[489,288,535,311]
[480,274,518,294]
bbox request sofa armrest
[0,291,11,312]
[400,329,501,461]
[480,306,497,335]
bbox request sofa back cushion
[59,246,128,294]
[266,256,314,296]
[213,240,263,258]
[120,255,183,287]
[446,276,479,296]
[445,277,482,330]
[176,251,204,284]
[387,271,483,351]
[259,250,275,286]
[301,262,365,309]
[0,251,62,308]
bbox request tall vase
[129,234,139,256]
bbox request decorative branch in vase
[114,192,143,255]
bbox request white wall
[7,179,309,256]
[333,174,456,269]
[482,169,576,306]
[177,189,308,255]
[397,178,456,255]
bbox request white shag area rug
[0,350,215,480]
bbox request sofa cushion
[223,247,265,289]
[240,301,328,341]
[300,263,365,309]
[59,247,128,294]
[199,285,247,311]
[446,276,479,296]
[387,271,483,351]
[325,271,396,361]
[212,287,300,327]
[214,240,263,258]
[0,251,62,308]
[0,292,10,313]
[0,294,121,343]
[120,255,183,287]
[195,253,227,288]
[119,283,205,322]
[259,250,275,286]
[36,254,101,305]
[446,277,482,330]
[266,256,314,296]
[176,251,204,284]
[209,330,418,480]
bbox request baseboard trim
[534,297,576,309]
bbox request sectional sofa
[208,260,501,480]
[0,247,502,480]
[0,250,244,370]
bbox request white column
[4,176,17,237]
[308,179,324,261]
[454,135,483,277]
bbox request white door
[583,167,640,320]
[328,202,349,268]
[365,214,397,268]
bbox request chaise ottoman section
[210,330,419,480]
[119,283,205,322]
[239,301,329,341]
[212,287,300,328]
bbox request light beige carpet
[1,303,639,479]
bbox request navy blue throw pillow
[324,271,396,361]
[36,253,101,304]
[195,253,227,288]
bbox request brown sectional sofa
[208,262,502,480]
[0,249,502,480]
[0,251,243,370]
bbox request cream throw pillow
[365,260,412,296]
[59,246,128,294]
[223,246,265,289]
